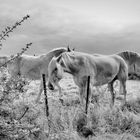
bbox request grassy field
[0,71,140,140]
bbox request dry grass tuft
[0,71,140,139]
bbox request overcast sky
[0,0,140,55]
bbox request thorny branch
[1,42,32,68]
[0,15,30,47]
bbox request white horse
[0,47,68,103]
[47,51,128,106]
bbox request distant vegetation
[128,73,140,80]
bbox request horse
[117,51,140,79]
[0,47,68,103]
[47,51,128,106]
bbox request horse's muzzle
[48,82,55,91]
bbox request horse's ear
[67,45,71,52]
[56,55,62,62]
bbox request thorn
[2,37,6,40]
[7,26,11,30]
[26,14,30,18]
[12,25,16,29]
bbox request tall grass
[1,69,140,140]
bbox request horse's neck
[50,49,66,58]
[41,49,66,62]
[63,58,80,75]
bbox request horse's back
[20,55,43,69]
[20,48,67,79]
[72,52,126,71]
[90,54,126,68]
[73,52,127,85]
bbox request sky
[0,0,140,55]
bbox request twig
[0,42,32,68]
[0,15,30,47]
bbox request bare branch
[1,42,32,68]
[0,15,30,47]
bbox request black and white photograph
[0,0,140,140]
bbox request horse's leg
[74,76,88,106]
[119,80,125,95]
[108,81,115,107]
[35,79,43,103]
[55,81,62,98]
[119,79,127,104]
[79,84,91,107]
[118,69,128,104]
[79,86,85,105]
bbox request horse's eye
[54,68,57,72]
[60,61,65,67]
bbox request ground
[21,73,140,140]
[1,71,140,140]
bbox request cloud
[0,0,140,55]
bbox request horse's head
[7,56,21,78]
[48,55,64,90]
[47,46,75,90]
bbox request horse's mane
[48,47,67,53]
[18,47,67,62]
[47,47,67,55]
[37,47,67,59]
[117,50,139,64]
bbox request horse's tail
[118,56,128,81]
